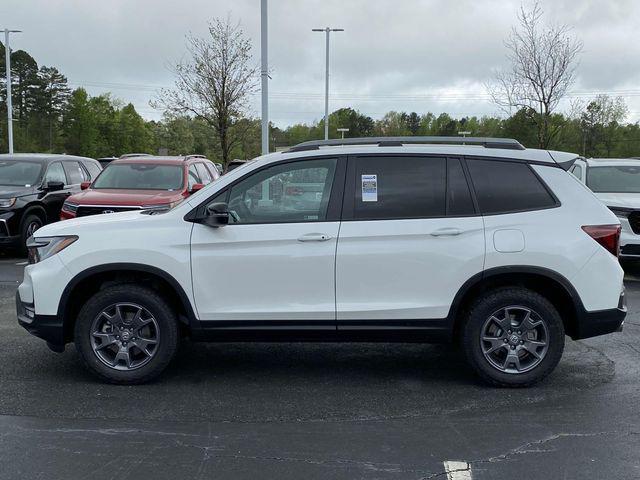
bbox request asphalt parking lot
[0,255,639,479]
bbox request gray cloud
[1,0,639,126]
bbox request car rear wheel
[74,285,179,384]
[461,287,565,387]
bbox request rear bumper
[16,290,65,350]
[573,291,626,340]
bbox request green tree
[62,88,99,156]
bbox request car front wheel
[461,287,565,387]
[74,285,179,384]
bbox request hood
[67,188,184,206]
[593,192,640,209]
[35,208,148,237]
[0,184,36,198]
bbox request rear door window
[62,161,85,185]
[467,159,557,214]
[353,156,446,220]
[447,158,475,216]
[195,163,212,184]
[84,161,102,180]
[188,165,201,190]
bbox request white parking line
[443,460,472,480]
[15,262,27,266]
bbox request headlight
[62,201,78,214]
[27,236,78,265]
[0,197,16,208]
[608,207,633,219]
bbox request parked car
[60,155,219,219]
[18,137,625,386]
[570,158,640,258]
[0,153,101,253]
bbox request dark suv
[0,153,102,253]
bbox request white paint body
[21,144,623,326]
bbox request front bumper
[573,290,626,340]
[0,212,20,247]
[16,291,65,350]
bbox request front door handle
[297,233,332,242]
[430,227,462,237]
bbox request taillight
[582,224,621,257]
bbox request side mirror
[46,181,65,192]
[80,181,91,190]
[203,202,229,227]
[190,183,205,194]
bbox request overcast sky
[2,0,639,127]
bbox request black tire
[19,213,43,256]
[461,287,565,388]
[74,284,179,384]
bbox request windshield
[587,165,640,193]
[0,161,42,187]
[92,163,184,190]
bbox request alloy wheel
[90,303,160,371]
[480,305,549,374]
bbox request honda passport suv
[17,137,626,387]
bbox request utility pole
[312,27,343,140]
[260,0,269,155]
[3,28,21,154]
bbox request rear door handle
[297,233,332,242]
[430,228,462,237]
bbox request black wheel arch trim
[447,265,587,338]
[58,263,198,335]
[21,203,48,224]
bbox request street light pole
[260,0,269,155]
[3,28,21,154]
[312,27,343,140]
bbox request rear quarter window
[467,159,557,214]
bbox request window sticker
[361,174,378,202]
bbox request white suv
[570,157,640,258]
[17,137,626,387]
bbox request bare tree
[488,2,583,148]
[155,18,258,166]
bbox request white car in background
[570,158,640,258]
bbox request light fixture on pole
[312,27,343,140]
[337,127,349,139]
[3,28,21,155]
[260,0,269,155]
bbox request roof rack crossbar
[285,136,525,152]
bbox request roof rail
[285,136,525,153]
[184,154,207,161]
